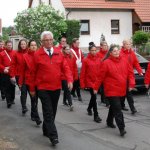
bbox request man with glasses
[30,31,73,146]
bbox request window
[111,20,120,34]
[80,20,90,35]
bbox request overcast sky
[0,0,28,27]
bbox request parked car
[83,52,149,91]
[134,53,149,91]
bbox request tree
[0,26,13,41]
[132,30,149,45]
[14,4,67,45]
[65,20,80,45]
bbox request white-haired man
[30,31,73,146]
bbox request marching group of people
[0,30,150,146]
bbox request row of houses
[28,0,150,48]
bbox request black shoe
[122,107,128,111]
[63,102,68,106]
[87,108,92,116]
[131,109,137,115]
[7,103,11,108]
[78,97,82,101]
[50,138,59,146]
[107,123,116,128]
[120,129,127,136]
[36,120,42,126]
[31,117,36,121]
[94,116,102,123]
[71,93,77,98]
[22,108,28,114]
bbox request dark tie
[47,49,52,57]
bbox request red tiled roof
[61,0,150,22]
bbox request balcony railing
[142,26,150,32]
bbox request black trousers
[87,88,98,117]
[38,89,60,140]
[16,76,28,110]
[0,73,5,99]
[107,97,125,130]
[71,79,81,97]
[62,80,72,106]
[100,85,109,106]
[121,90,135,111]
[2,74,15,105]
[26,86,40,121]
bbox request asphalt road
[0,88,150,150]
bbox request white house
[28,0,150,48]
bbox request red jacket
[10,50,27,77]
[30,47,73,91]
[94,55,135,97]
[18,51,35,90]
[71,45,84,61]
[120,47,142,74]
[97,48,108,60]
[80,53,101,88]
[0,47,5,52]
[61,53,78,81]
[0,49,16,75]
[144,62,150,85]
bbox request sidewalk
[0,89,150,150]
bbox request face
[60,38,67,47]
[123,41,132,50]
[20,40,27,50]
[0,42,4,48]
[6,42,13,51]
[101,43,108,51]
[110,47,120,58]
[73,40,79,48]
[90,47,97,56]
[41,34,53,49]
[63,46,70,54]
[29,41,37,51]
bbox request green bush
[132,30,149,45]
[65,20,80,45]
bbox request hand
[128,88,133,91]
[30,91,35,97]
[93,90,98,94]
[68,82,73,91]
[4,67,9,74]
[10,77,16,85]
[145,84,149,89]
[140,73,143,76]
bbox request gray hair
[41,31,53,40]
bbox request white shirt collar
[44,47,54,55]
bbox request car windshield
[135,53,148,63]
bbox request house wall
[68,10,133,48]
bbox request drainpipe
[66,9,71,20]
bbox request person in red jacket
[0,40,6,100]
[97,41,109,106]
[144,62,150,89]
[57,37,67,52]
[120,39,143,114]
[18,40,42,126]
[10,39,28,115]
[0,40,16,108]
[61,44,78,111]
[94,45,135,136]
[71,38,84,101]
[30,31,73,146]
[80,42,102,123]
